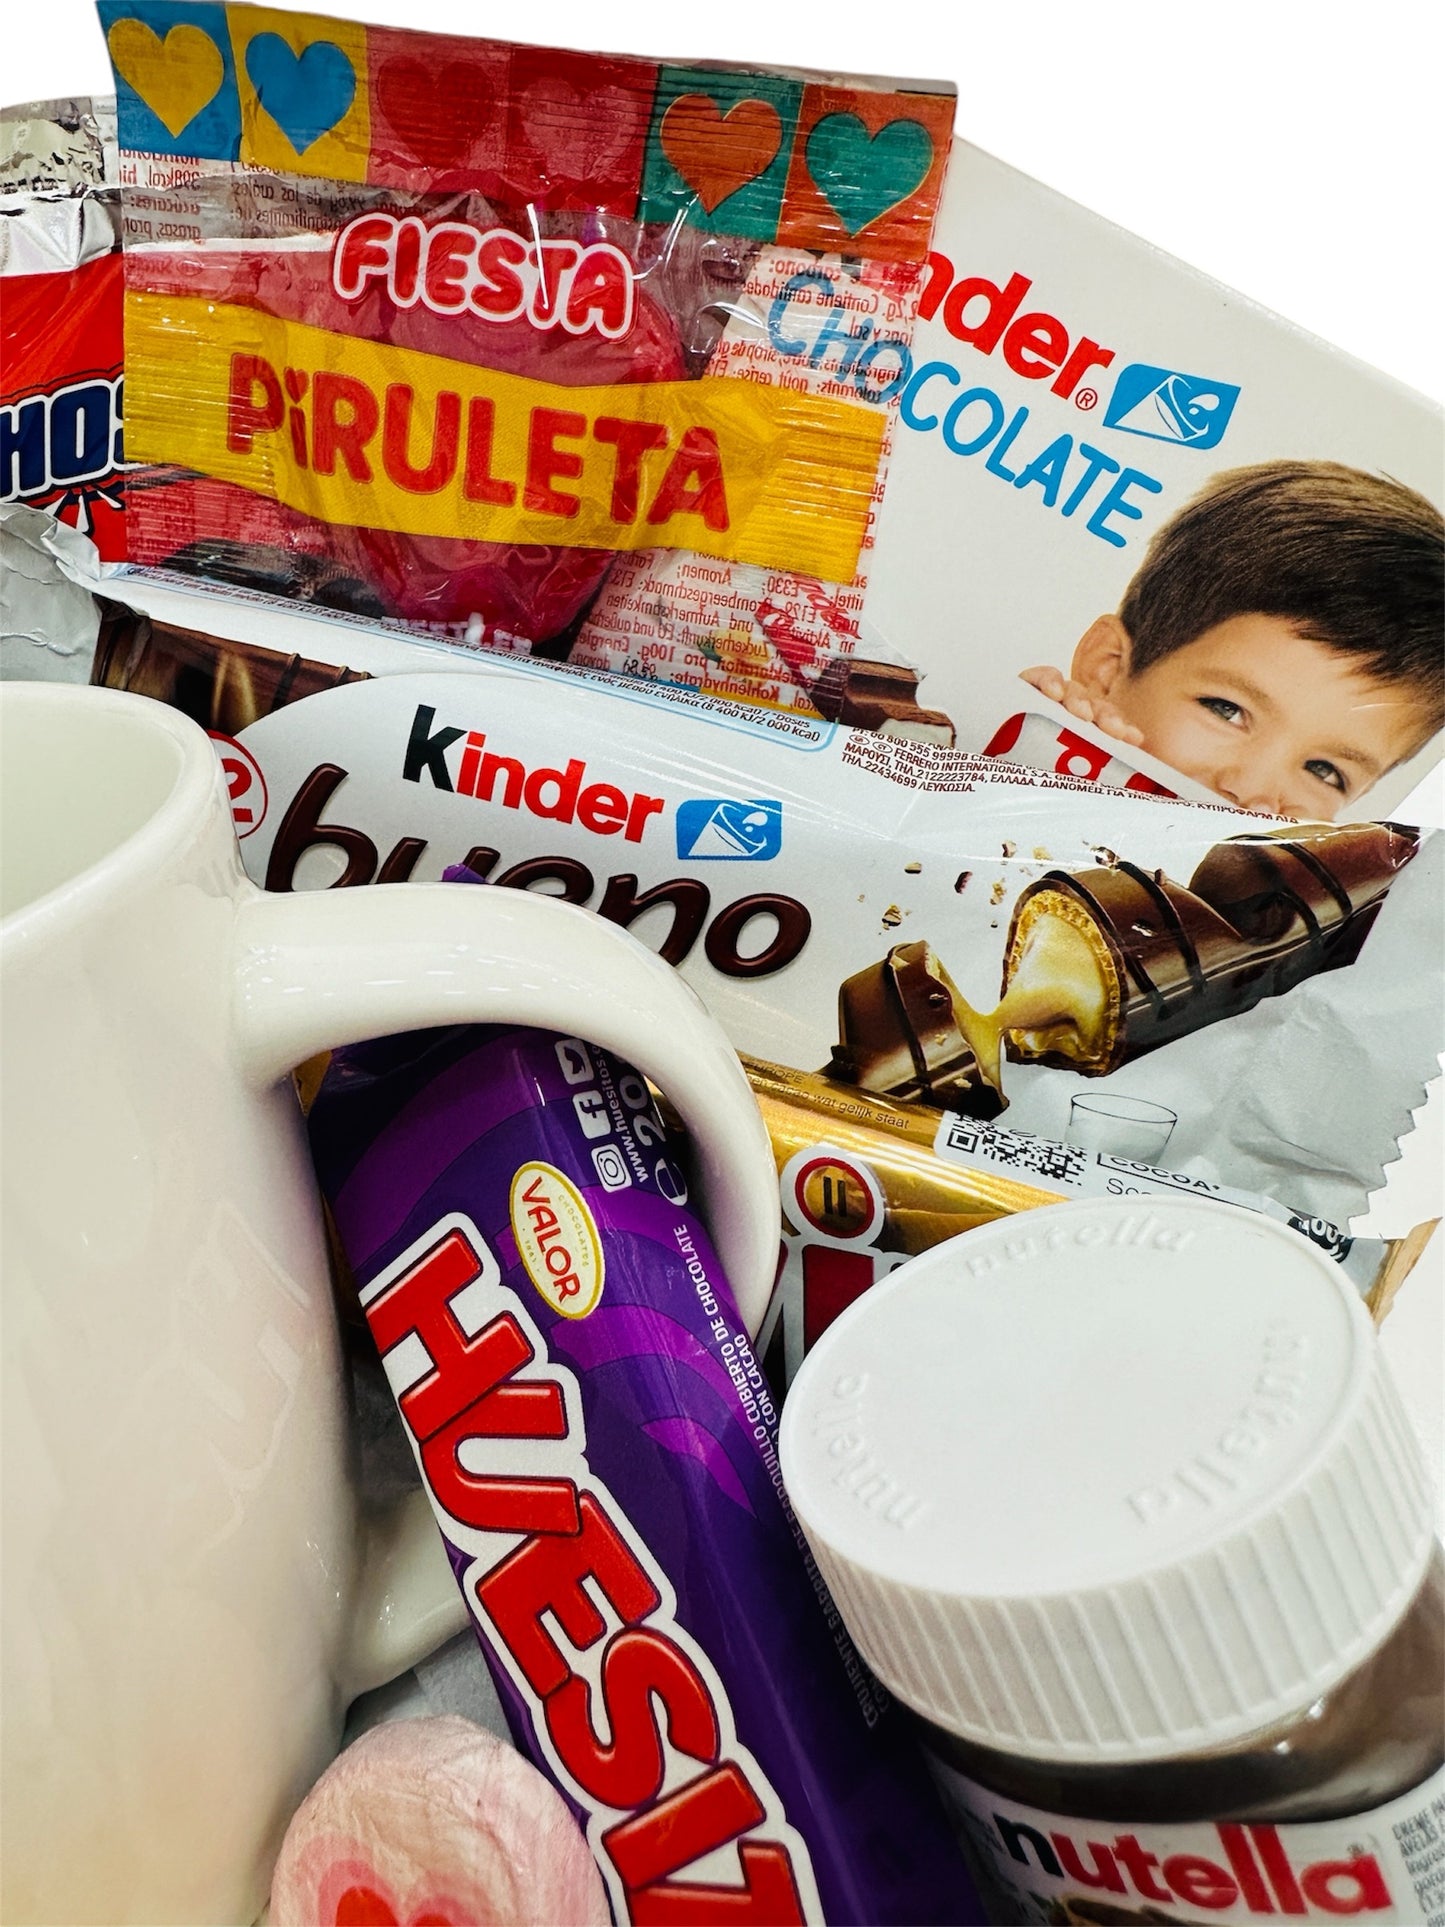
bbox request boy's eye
[1304,758,1348,794]
[1197,696,1244,724]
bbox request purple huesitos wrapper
[308,1017,980,1924]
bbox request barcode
[943,1119,1086,1187]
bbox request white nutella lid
[779,1195,1436,1764]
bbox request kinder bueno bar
[734,1057,1437,1383]
[0,99,125,561]
[306,1022,980,1924]
[83,568,1444,1228]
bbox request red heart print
[517,75,635,181]
[334,1883,457,1927]
[375,56,492,171]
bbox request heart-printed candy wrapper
[99,4,953,674]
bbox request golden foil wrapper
[740,1056,1432,1337]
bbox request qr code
[943,1119,1086,1187]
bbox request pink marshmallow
[269,1715,609,1927]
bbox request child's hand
[1019,666,1147,748]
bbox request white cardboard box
[862,139,1444,822]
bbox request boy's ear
[1070,615,1133,697]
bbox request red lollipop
[132,223,687,643]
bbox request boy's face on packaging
[1107,616,1425,818]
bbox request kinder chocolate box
[863,140,1444,820]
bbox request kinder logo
[333,213,637,341]
[0,376,124,500]
[676,799,783,861]
[403,703,665,844]
[918,254,1239,453]
[360,1217,820,1922]
[996,1815,1393,1917]
[1104,365,1240,449]
[918,255,1115,401]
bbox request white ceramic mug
[0,681,778,1927]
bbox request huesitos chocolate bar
[306,1023,980,1923]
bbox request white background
[6,0,1442,1484]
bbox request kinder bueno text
[265,764,812,985]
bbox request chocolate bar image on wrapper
[809,657,956,745]
[92,600,368,737]
[828,822,1419,1111]
[735,1057,1436,1380]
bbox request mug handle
[228,880,780,1699]
[227,881,779,1329]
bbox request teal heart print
[806,112,934,234]
[244,33,356,154]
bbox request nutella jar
[779,1196,1444,1926]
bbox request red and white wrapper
[1,98,126,561]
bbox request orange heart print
[659,95,784,214]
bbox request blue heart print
[805,112,934,234]
[244,33,356,154]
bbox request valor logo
[509,1162,605,1319]
[1104,366,1240,450]
[676,798,783,861]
